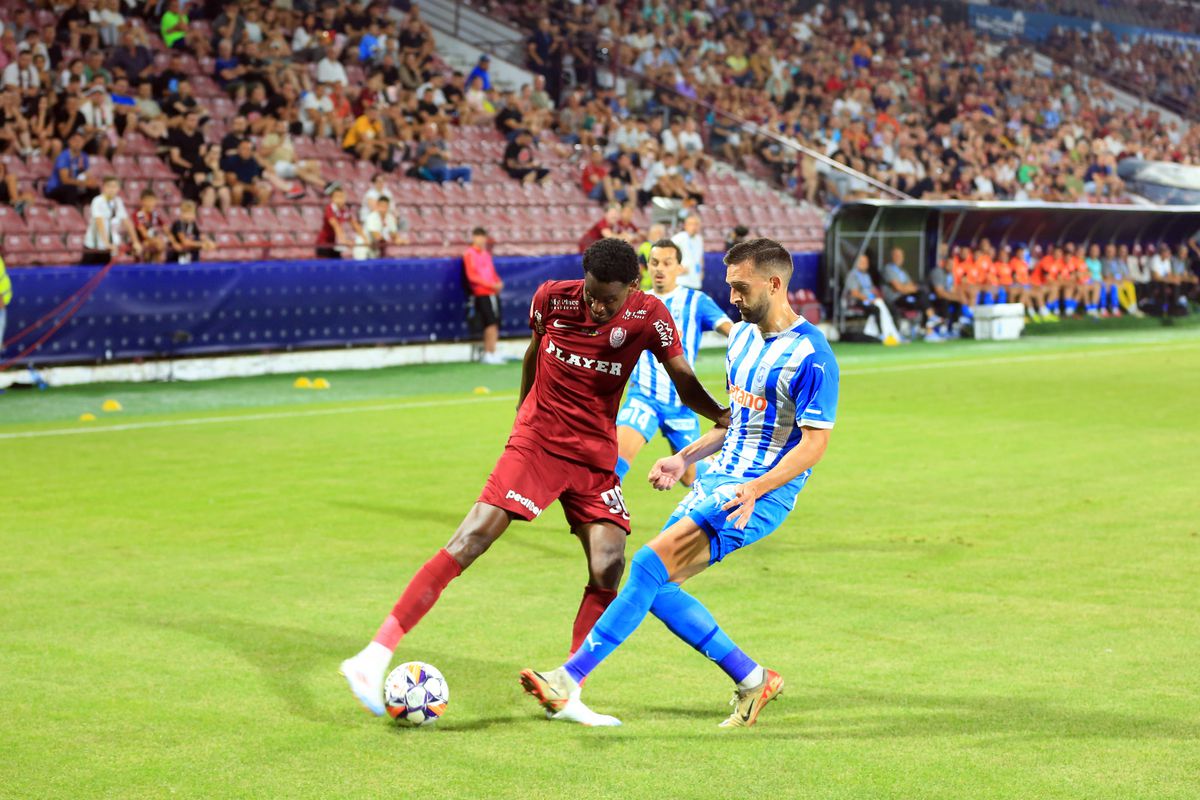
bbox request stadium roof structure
[823,200,1200,324]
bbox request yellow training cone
[294,377,312,389]
[79,413,97,422]
[883,335,901,347]
[312,378,330,389]
[101,399,123,412]
[473,386,490,395]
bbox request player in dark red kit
[341,239,730,719]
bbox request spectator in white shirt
[300,83,335,137]
[83,177,141,265]
[316,45,348,87]
[670,214,705,290]
[359,172,396,223]
[354,196,409,259]
[3,50,40,113]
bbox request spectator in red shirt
[463,226,505,365]
[315,186,364,259]
[581,149,627,204]
[132,189,168,263]
[578,204,625,253]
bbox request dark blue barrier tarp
[4,251,819,366]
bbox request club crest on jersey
[609,326,627,348]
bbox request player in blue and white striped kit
[521,238,839,728]
[616,238,732,487]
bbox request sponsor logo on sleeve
[653,319,675,348]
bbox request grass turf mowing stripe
[3,337,1196,440]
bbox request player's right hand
[648,455,685,491]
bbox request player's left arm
[662,354,730,428]
[722,427,831,529]
[715,320,732,336]
[723,354,839,530]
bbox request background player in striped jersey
[616,238,732,489]
[520,238,839,728]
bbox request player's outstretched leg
[518,668,622,727]
[648,582,784,727]
[341,503,511,716]
[520,520,711,726]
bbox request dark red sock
[569,585,618,657]
[373,548,463,650]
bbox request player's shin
[569,585,618,657]
[563,547,669,683]
[372,548,464,652]
[650,582,762,688]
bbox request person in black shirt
[236,85,274,134]
[167,200,215,264]
[154,52,188,99]
[53,94,87,142]
[494,93,524,140]
[221,138,271,206]
[167,111,209,180]
[502,130,551,184]
[165,80,203,124]
[220,115,249,160]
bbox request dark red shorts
[478,437,631,533]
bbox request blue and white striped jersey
[629,287,731,405]
[711,318,839,501]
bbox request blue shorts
[662,470,806,564]
[616,391,701,454]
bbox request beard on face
[736,294,769,324]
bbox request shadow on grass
[640,686,1200,741]
[154,615,526,728]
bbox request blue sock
[614,456,631,481]
[564,547,669,683]
[977,291,991,305]
[1108,285,1119,310]
[996,288,1008,303]
[1066,299,1077,314]
[650,582,758,682]
[1087,302,1097,312]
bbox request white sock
[737,666,765,691]
[357,641,393,678]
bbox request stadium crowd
[507,0,1199,206]
[1045,28,1200,119]
[0,0,1196,272]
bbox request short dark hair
[724,237,792,278]
[140,189,156,200]
[649,237,682,262]
[583,238,640,284]
[471,226,488,237]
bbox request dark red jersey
[514,279,683,469]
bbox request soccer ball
[384,662,449,726]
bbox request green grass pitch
[2,327,1199,799]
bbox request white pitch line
[1,338,1197,441]
[840,339,1200,376]
[0,395,516,440]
